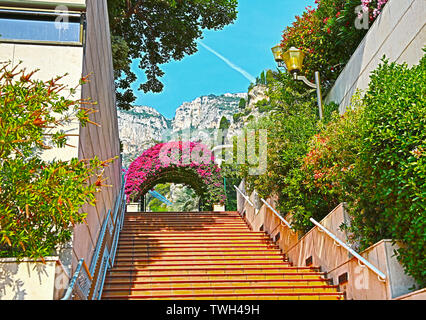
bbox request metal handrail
[61,259,83,300]
[260,198,293,230]
[309,217,387,281]
[90,176,127,299]
[61,258,92,300]
[234,185,255,207]
[61,175,127,300]
[235,184,387,282]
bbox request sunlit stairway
[102,211,344,300]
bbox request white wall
[325,0,426,112]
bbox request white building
[0,0,122,299]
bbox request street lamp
[271,45,324,119]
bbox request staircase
[102,211,344,300]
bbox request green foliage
[346,56,426,286]
[281,0,387,92]
[234,51,425,286]
[256,99,272,113]
[107,0,238,109]
[286,100,362,232]
[256,70,275,86]
[233,112,244,123]
[237,70,321,203]
[0,63,114,259]
[278,56,425,286]
[256,71,266,85]
[218,116,230,131]
[170,186,200,212]
[221,164,240,211]
[238,98,246,110]
[146,183,171,212]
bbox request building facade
[0,0,122,285]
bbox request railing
[61,174,127,300]
[309,218,387,281]
[235,184,387,282]
[260,198,293,230]
[149,190,173,206]
[233,185,255,208]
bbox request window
[0,8,84,44]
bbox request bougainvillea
[125,141,226,209]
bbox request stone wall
[325,0,426,112]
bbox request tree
[238,98,246,110]
[218,116,230,152]
[107,0,238,110]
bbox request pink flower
[124,141,225,206]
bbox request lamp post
[212,144,233,211]
[271,45,324,120]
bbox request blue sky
[131,0,315,119]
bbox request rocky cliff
[118,105,171,167]
[118,88,267,210]
[172,93,247,132]
[118,93,248,167]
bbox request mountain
[118,93,248,167]
[172,93,247,132]
[118,105,171,167]
[227,84,269,135]
[118,89,267,211]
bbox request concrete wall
[71,0,122,273]
[0,256,69,300]
[237,181,421,300]
[396,288,426,300]
[325,0,426,113]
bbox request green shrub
[281,0,389,91]
[233,112,243,123]
[256,99,272,113]
[347,56,426,286]
[238,78,320,203]
[0,63,114,259]
[287,56,425,286]
[238,98,246,110]
[286,101,362,232]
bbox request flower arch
[124,141,226,209]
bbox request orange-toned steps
[101,211,343,300]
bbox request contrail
[198,40,256,83]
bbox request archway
[125,141,226,210]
